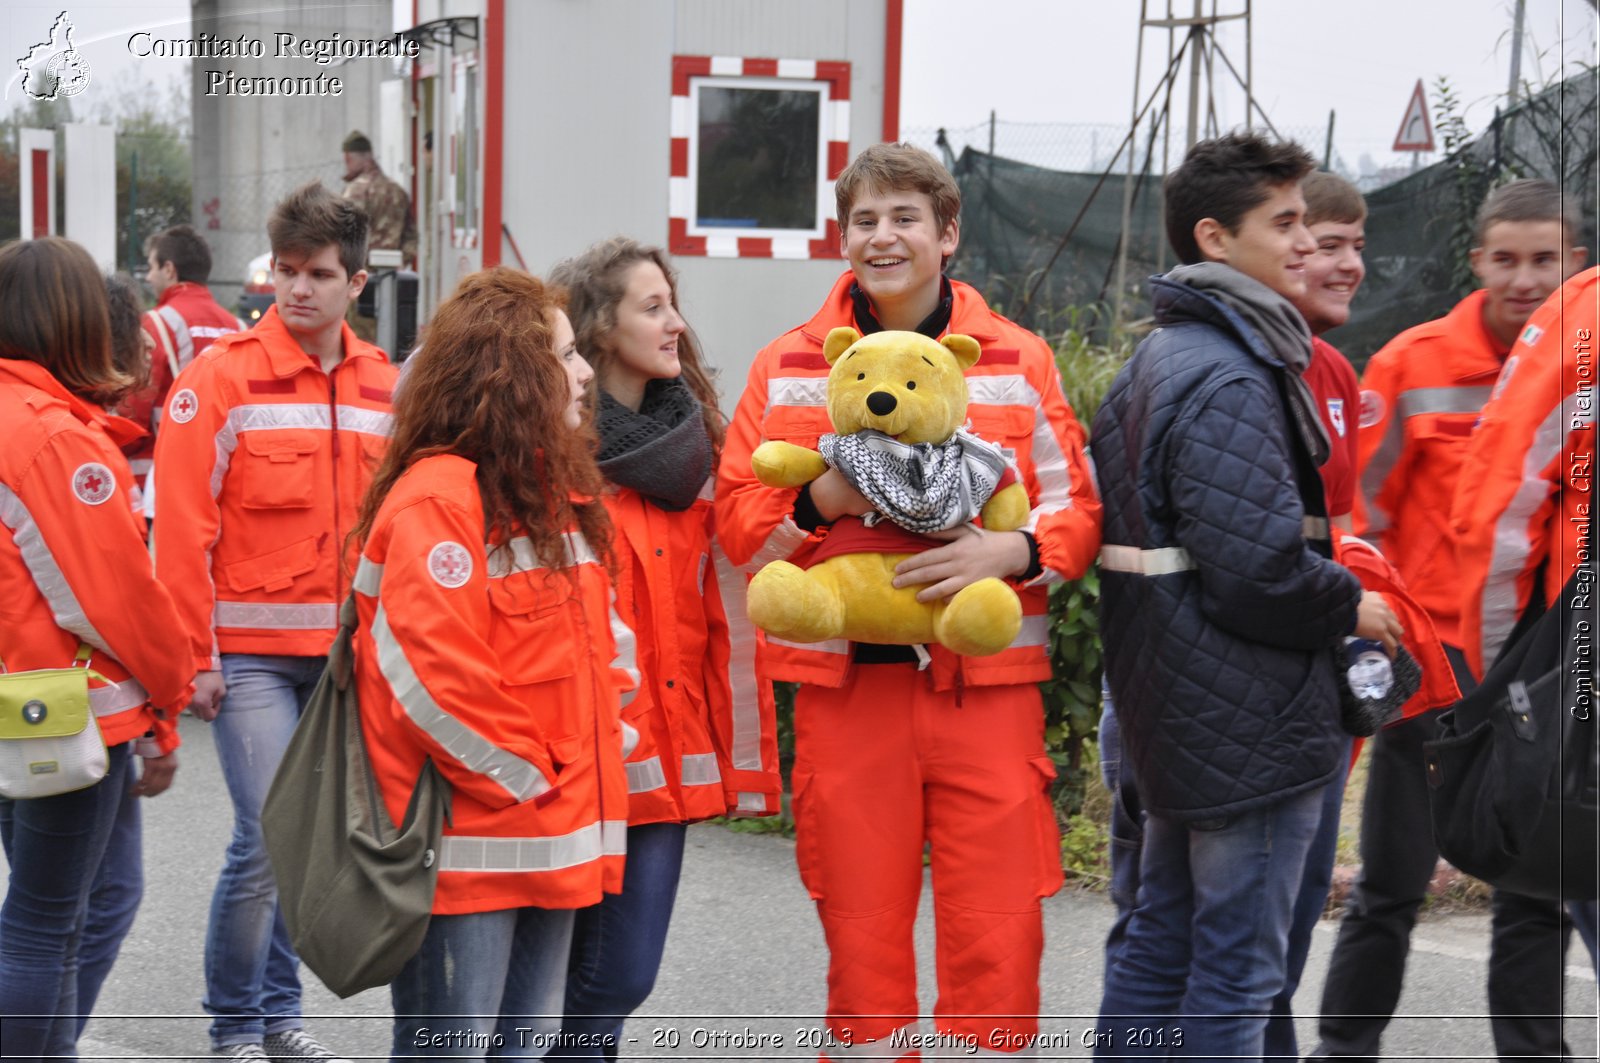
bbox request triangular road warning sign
[1393,79,1435,152]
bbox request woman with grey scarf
[545,239,775,1058]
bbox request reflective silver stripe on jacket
[1479,401,1582,669]
[89,678,148,717]
[485,532,598,577]
[712,543,770,774]
[1099,544,1197,575]
[608,586,639,709]
[213,601,338,630]
[0,484,112,657]
[735,792,767,813]
[371,601,552,803]
[966,373,1040,408]
[767,635,851,654]
[626,756,667,794]
[334,405,394,438]
[437,818,628,873]
[681,751,722,786]
[352,555,384,596]
[1303,515,1331,540]
[764,375,828,415]
[1398,385,1493,419]
[156,305,193,373]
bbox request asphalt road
[3,716,1595,1061]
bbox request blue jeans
[557,821,687,1059]
[0,742,133,1060]
[1262,739,1350,1060]
[391,906,575,1061]
[1098,693,1144,985]
[75,759,146,1036]
[1571,900,1599,970]
[204,653,325,1048]
[1096,785,1325,1060]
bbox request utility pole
[1185,0,1203,150]
[1114,1,1257,324]
[1507,0,1527,105]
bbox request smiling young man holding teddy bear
[715,142,1102,1058]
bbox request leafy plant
[1431,76,1493,297]
[1038,306,1134,821]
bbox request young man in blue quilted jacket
[1088,132,1401,1059]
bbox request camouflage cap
[342,130,372,153]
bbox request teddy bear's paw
[747,561,846,643]
[979,481,1032,532]
[751,441,828,488]
[935,577,1024,657]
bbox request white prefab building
[395,0,903,392]
[189,0,398,306]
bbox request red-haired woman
[547,239,780,1057]
[347,266,635,1057]
[0,237,194,1059]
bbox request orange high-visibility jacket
[352,454,635,913]
[1354,289,1508,646]
[1454,266,1599,677]
[122,282,245,492]
[0,360,194,753]
[153,305,396,670]
[715,273,1102,689]
[1333,529,1461,723]
[607,483,781,822]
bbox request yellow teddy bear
[747,326,1030,657]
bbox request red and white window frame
[669,55,850,259]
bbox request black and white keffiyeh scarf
[818,428,1011,533]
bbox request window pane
[696,85,820,231]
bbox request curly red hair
[352,267,612,572]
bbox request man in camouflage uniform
[339,130,417,343]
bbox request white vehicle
[238,251,273,323]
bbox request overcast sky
[3,0,1596,172]
[902,0,1599,172]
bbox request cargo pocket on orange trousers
[239,430,319,509]
[1029,754,1066,896]
[223,536,319,595]
[790,768,825,900]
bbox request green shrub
[1038,306,1135,821]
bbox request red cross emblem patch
[72,462,116,506]
[1357,389,1386,430]
[169,388,199,424]
[427,541,473,588]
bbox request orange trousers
[792,665,1063,1059]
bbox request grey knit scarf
[595,379,711,511]
[1166,261,1330,466]
[818,428,1011,533]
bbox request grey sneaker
[216,1046,270,1060]
[263,1030,351,1063]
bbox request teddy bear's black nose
[867,391,898,416]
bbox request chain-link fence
[920,70,1598,363]
[205,161,345,309]
[905,121,1369,193]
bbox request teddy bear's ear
[823,327,861,365]
[941,333,982,370]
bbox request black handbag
[1423,513,1598,901]
[261,596,451,997]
